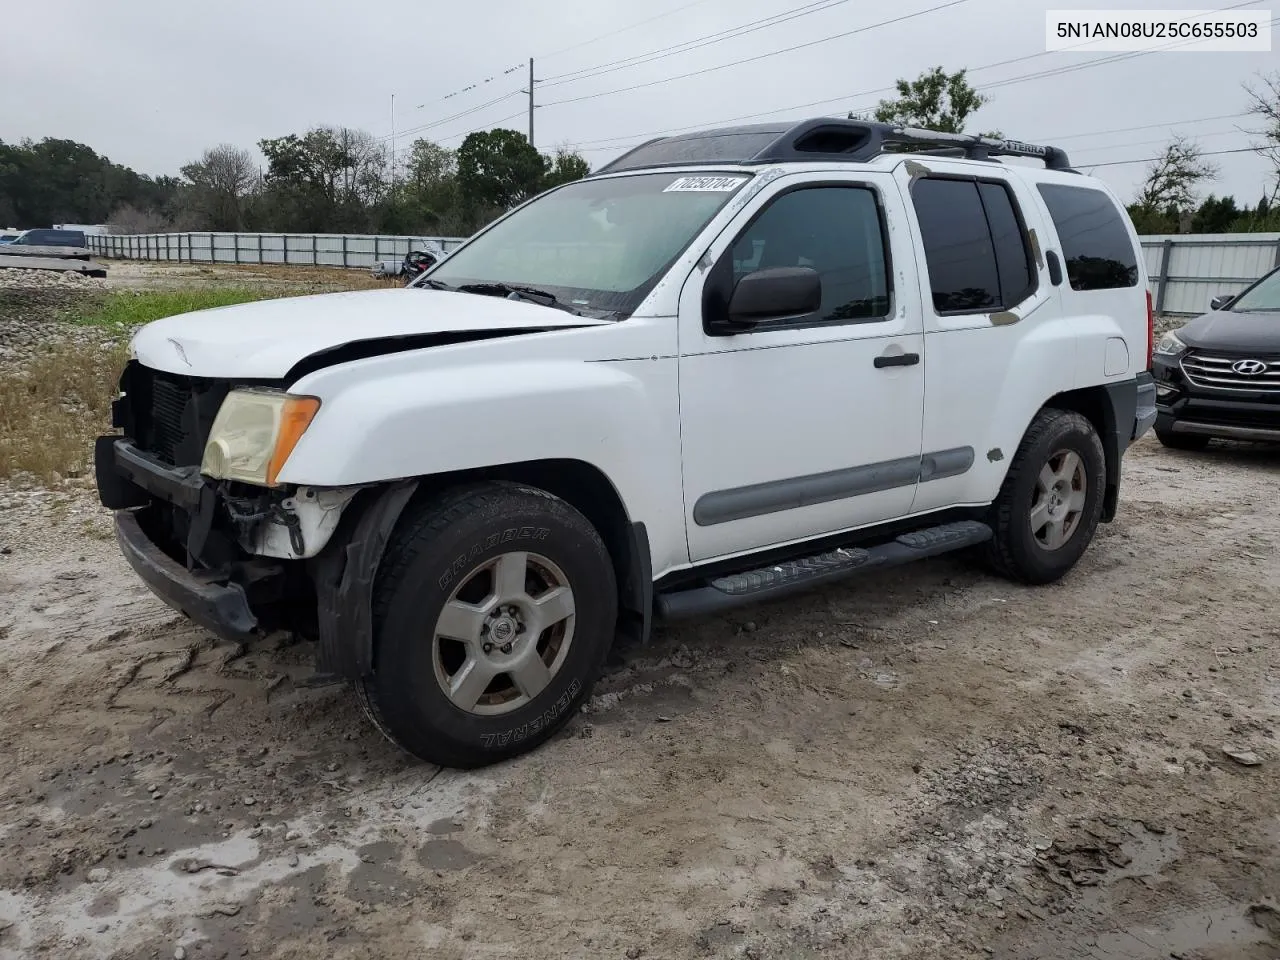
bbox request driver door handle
[874,351,920,368]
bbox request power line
[542,0,970,109]
[539,0,724,60]
[539,0,861,88]
[1085,145,1265,168]
[558,0,1267,149]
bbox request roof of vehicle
[594,118,1075,177]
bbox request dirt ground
[0,434,1276,960]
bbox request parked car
[7,228,88,248]
[93,118,1156,768]
[1151,263,1280,448]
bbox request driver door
[677,173,928,563]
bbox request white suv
[94,119,1157,768]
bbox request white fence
[88,230,1280,315]
[85,232,468,270]
[1141,233,1280,316]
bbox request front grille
[1179,352,1280,393]
[117,362,233,467]
[149,375,190,464]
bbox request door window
[723,185,891,326]
[1036,183,1140,291]
[911,178,1037,314]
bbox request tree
[258,126,387,232]
[872,66,988,134]
[1190,194,1240,234]
[543,147,590,190]
[1243,71,1280,201]
[180,144,257,231]
[457,129,549,213]
[1133,136,1218,230]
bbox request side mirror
[726,267,821,327]
[1210,293,1234,311]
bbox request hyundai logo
[1231,359,1268,376]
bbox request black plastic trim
[874,352,920,368]
[623,522,655,646]
[312,480,419,678]
[657,520,992,620]
[692,447,974,527]
[109,438,204,509]
[114,510,261,642]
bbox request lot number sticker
[663,176,747,192]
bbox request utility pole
[527,58,535,147]
[390,93,396,189]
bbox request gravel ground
[0,263,1274,959]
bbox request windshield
[421,171,752,316]
[1230,267,1280,312]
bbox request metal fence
[88,230,1280,314]
[85,232,468,270]
[1141,233,1280,316]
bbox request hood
[1177,308,1280,354]
[130,288,607,379]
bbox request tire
[985,408,1107,585]
[358,482,617,768]
[1155,425,1211,451]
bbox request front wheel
[986,408,1106,585]
[357,483,617,768]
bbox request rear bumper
[1133,371,1157,442]
[115,509,260,642]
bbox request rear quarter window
[1036,183,1139,291]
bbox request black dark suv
[1151,263,1280,449]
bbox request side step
[656,520,992,621]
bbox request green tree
[873,66,988,134]
[457,129,549,214]
[1190,194,1240,234]
[543,148,590,190]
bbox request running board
[656,520,992,621]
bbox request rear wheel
[986,408,1106,585]
[1155,425,1211,451]
[357,483,617,768]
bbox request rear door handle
[874,351,920,368]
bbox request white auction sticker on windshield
[663,175,748,192]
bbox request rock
[1222,748,1262,767]
[174,948,186,960]
[242,797,256,806]
[285,830,301,842]
[0,547,10,555]
[139,819,152,830]
[578,723,594,739]
[87,867,110,883]
[626,949,643,959]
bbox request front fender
[278,348,686,575]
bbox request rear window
[24,230,85,246]
[910,177,1036,314]
[1036,184,1139,291]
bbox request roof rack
[594,118,1075,175]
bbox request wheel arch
[1041,381,1132,523]
[312,459,652,680]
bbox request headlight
[1154,331,1187,357]
[201,388,320,486]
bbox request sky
[1,0,1276,206]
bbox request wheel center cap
[491,617,517,643]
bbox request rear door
[892,160,1070,514]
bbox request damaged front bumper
[114,508,264,642]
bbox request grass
[74,287,294,331]
[0,339,130,484]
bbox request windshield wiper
[417,278,453,290]
[453,282,592,317]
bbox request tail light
[1152,288,1162,371]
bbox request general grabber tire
[985,408,1107,586]
[357,482,617,768]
